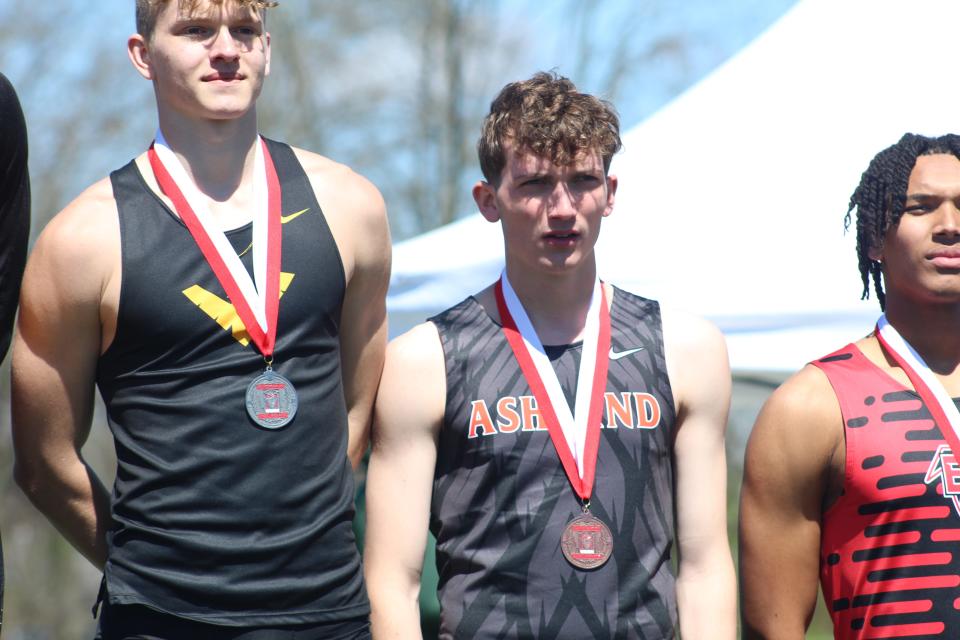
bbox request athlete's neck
[884,297,960,375]
[504,262,599,345]
[156,110,260,207]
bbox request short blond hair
[135,0,278,40]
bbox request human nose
[937,201,960,236]
[209,26,242,59]
[546,183,577,220]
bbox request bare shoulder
[290,147,386,223]
[375,321,446,439]
[289,147,389,281]
[658,305,730,415]
[758,364,840,432]
[385,321,444,374]
[659,304,727,359]
[747,363,842,474]
[27,177,119,299]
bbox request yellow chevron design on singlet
[182,272,295,346]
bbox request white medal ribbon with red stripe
[148,129,281,358]
[495,272,610,492]
[876,314,960,451]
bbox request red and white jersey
[814,344,960,639]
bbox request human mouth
[202,72,243,83]
[928,249,960,269]
[543,230,579,247]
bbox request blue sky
[1,0,798,236]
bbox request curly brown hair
[477,71,622,185]
[136,0,278,40]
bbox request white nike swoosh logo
[609,346,644,361]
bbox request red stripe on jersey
[931,528,960,542]
[862,622,945,637]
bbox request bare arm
[338,197,390,469]
[365,323,446,639]
[11,182,118,568]
[298,149,391,469]
[662,307,736,639]
[739,366,841,639]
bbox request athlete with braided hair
[365,72,735,639]
[847,134,960,309]
[741,134,960,638]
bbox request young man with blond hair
[12,1,389,637]
[364,72,735,639]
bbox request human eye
[232,24,262,37]
[904,200,935,214]
[181,24,213,38]
[519,176,546,187]
[570,173,601,189]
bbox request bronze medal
[560,513,613,570]
[245,368,298,429]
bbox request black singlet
[0,71,30,360]
[429,287,679,639]
[96,140,367,626]
[0,70,30,631]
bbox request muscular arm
[297,149,391,469]
[11,183,118,568]
[739,366,841,639]
[365,323,445,639]
[662,308,736,639]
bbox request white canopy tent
[387,0,960,373]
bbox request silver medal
[245,367,298,429]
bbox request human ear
[603,174,618,217]
[128,33,154,81]
[263,32,272,76]
[473,181,500,223]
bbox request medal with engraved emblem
[150,131,296,429]
[246,365,298,429]
[561,512,614,570]
[496,273,613,570]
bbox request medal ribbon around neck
[148,131,282,358]
[495,272,611,500]
[875,314,960,452]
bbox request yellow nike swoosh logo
[236,209,310,257]
[281,208,309,224]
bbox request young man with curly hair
[11,1,389,637]
[364,72,735,639]
[740,134,960,638]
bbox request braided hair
[846,133,960,309]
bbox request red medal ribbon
[875,316,960,457]
[495,279,611,502]
[147,138,282,358]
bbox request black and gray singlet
[429,287,679,639]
